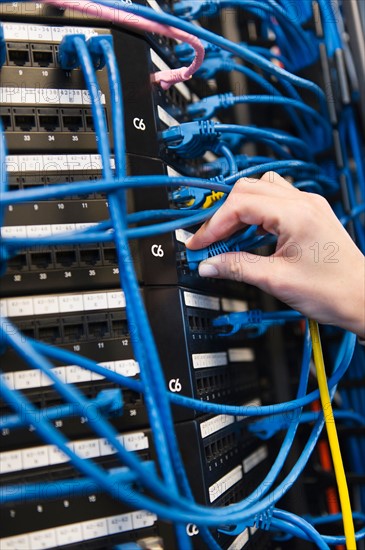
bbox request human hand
[186,172,365,338]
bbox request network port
[30,251,53,269]
[55,249,77,267]
[85,112,95,131]
[7,42,30,66]
[79,247,101,265]
[61,109,84,132]
[38,109,60,132]
[0,107,12,131]
[31,44,54,66]
[13,108,36,131]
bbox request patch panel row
[5,41,59,67]
[0,106,100,133]
[204,431,238,463]
[6,245,117,272]
[11,311,129,343]
[7,174,102,196]
[195,367,259,402]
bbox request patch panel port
[38,108,60,132]
[55,249,77,268]
[61,108,84,132]
[13,108,36,131]
[38,324,61,343]
[87,318,110,339]
[0,107,12,131]
[103,247,117,264]
[84,111,95,131]
[63,318,86,342]
[111,315,129,337]
[30,251,53,269]
[79,247,101,266]
[7,42,30,66]
[31,43,54,67]
[6,252,28,271]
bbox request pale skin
[186,172,365,339]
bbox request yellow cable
[309,319,357,550]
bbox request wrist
[338,261,365,338]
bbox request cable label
[184,291,220,311]
[192,352,227,369]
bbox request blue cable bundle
[0,1,364,549]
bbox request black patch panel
[6,41,57,67]
[132,180,257,296]
[1,107,108,151]
[0,490,161,549]
[143,286,260,421]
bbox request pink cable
[44,0,205,89]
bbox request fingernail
[198,262,219,278]
[185,236,193,247]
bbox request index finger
[186,192,288,249]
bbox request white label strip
[242,446,268,474]
[6,154,114,172]
[146,0,164,12]
[157,105,179,127]
[175,229,193,244]
[0,87,105,105]
[0,431,147,475]
[236,398,262,422]
[200,414,235,439]
[192,352,227,369]
[2,23,99,42]
[150,49,191,101]
[228,348,255,362]
[221,298,248,313]
[209,465,243,503]
[0,510,156,549]
[167,165,182,177]
[0,290,125,318]
[184,291,220,311]
[2,359,140,391]
[227,528,250,550]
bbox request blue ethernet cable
[0,327,326,529]
[339,110,365,253]
[212,309,304,335]
[163,121,314,161]
[92,0,329,113]
[23,328,358,540]
[250,409,365,440]
[0,175,229,205]
[222,160,339,193]
[173,0,317,68]
[224,323,312,518]
[32,329,356,420]
[66,35,194,548]
[268,515,331,549]
[83,34,220,549]
[272,509,331,549]
[0,5,358,544]
[270,515,365,545]
[5,338,358,536]
[187,94,332,146]
[0,118,8,243]
[184,224,277,271]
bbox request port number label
[151,244,164,257]
[169,378,182,392]
[186,524,199,536]
[133,117,146,131]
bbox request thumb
[198,252,273,290]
